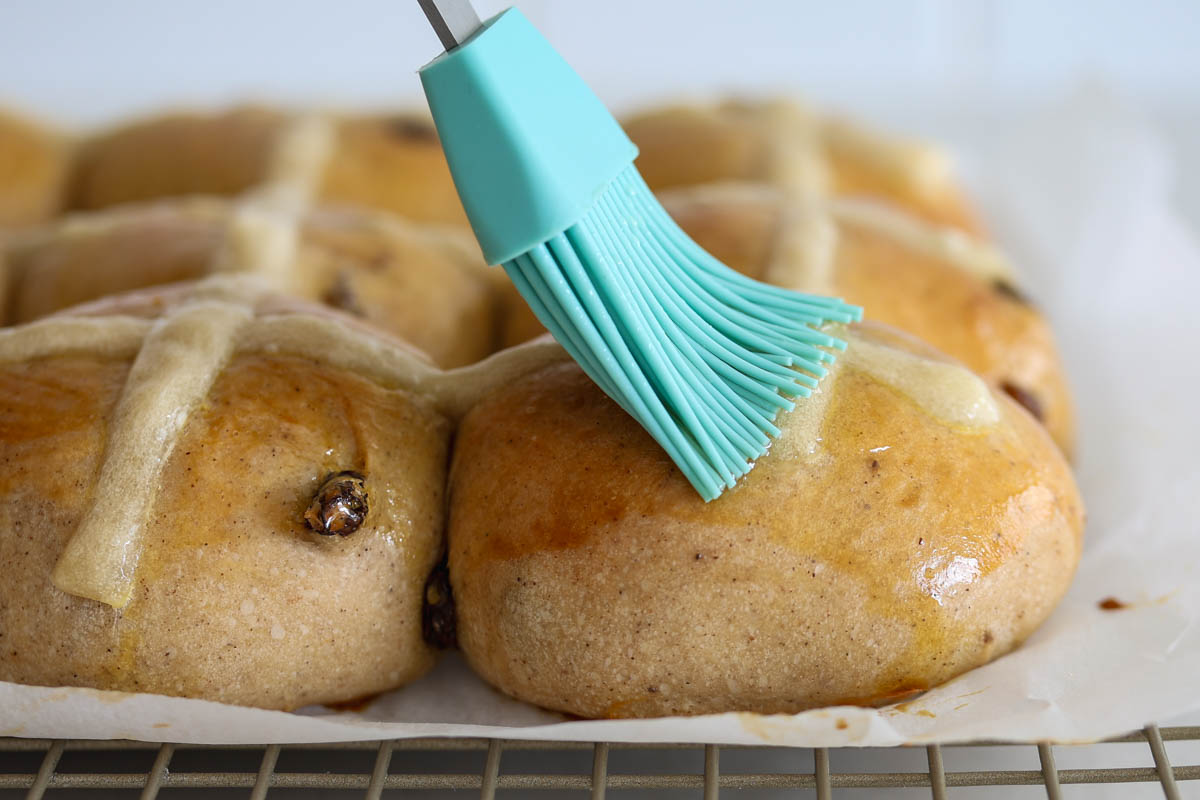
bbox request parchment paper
[3,89,1197,746]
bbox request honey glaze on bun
[447,322,1084,718]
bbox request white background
[1,0,1197,116]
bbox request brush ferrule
[419,8,638,265]
[416,0,483,51]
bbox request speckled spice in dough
[622,99,982,235]
[2,200,502,369]
[448,322,1083,718]
[0,283,456,710]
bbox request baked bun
[448,322,1084,718]
[624,99,982,235]
[0,278,453,709]
[500,183,1074,455]
[0,275,581,709]
[2,199,502,368]
[667,185,1074,454]
[0,110,68,227]
[66,108,466,226]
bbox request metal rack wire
[0,726,1196,799]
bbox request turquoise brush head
[416,1,863,501]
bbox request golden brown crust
[318,115,467,227]
[0,96,1085,718]
[0,348,448,710]
[656,187,1074,455]
[831,214,1075,456]
[55,101,978,237]
[0,110,69,227]
[0,278,579,708]
[5,202,227,324]
[66,108,287,211]
[3,201,502,368]
[59,109,469,229]
[294,207,497,367]
[448,328,1084,717]
[822,123,982,236]
[499,186,1074,454]
[623,101,983,235]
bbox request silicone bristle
[502,166,863,501]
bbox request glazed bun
[448,322,1084,717]
[0,278,453,709]
[2,200,502,368]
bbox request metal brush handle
[417,0,483,51]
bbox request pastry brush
[416,0,862,501]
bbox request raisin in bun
[448,322,1084,718]
[500,183,1074,456]
[624,99,982,235]
[0,109,68,227]
[2,199,503,368]
[66,107,466,227]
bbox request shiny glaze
[832,218,1072,453]
[844,330,999,429]
[110,354,449,695]
[451,330,1082,708]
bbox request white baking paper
[2,88,1198,746]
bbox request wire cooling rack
[0,726,1196,799]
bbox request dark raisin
[992,279,1034,307]
[321,271,365,317]
[1000,381,1045,422]
[422,561,457,649]
[304,471,368,536]
[385,116,437,142]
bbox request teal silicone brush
[416,1,863,501]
